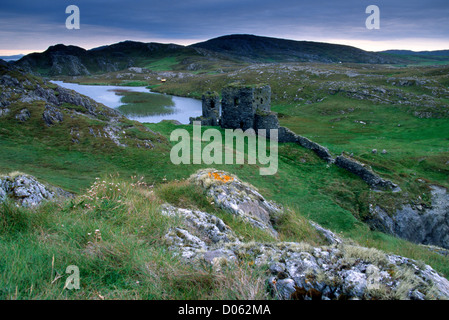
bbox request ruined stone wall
[201,91,220,126]
[253,85,271,113]
[254,111,279,131]
[335,155,399,191]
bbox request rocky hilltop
[191,34,401,64]
[0,61,167,150]
[163,169,449,300]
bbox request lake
[51,81,202,124]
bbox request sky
[0,0,448,56]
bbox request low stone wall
[335,155,399,191]
[278,126,334,163]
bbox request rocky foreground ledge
[163,169,449,300]
[0,173,72,207]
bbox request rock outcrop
[0,173,72,207]
[188,169,282,238]
[367,185,449,249]
[42,105,64,126]
[15,108,31,122]
[162,169,449,300]
[192,91,221,126]
[277,126,334,163]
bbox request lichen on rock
[188,168,282,238]
[0,173,72,207]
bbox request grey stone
[272,278,296,300]
[15,108,31,122]
[42,105,63,126]
[367,186,449,249]
[161,204,239,244]
[0,107,10,117]
[203,249,237,264]
[189,169,282,238]
[296,135,334,163]
[310,221,342,245]
[335,155,399,191]
[0,173,73,207]
[0,74,20,87]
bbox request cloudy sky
[1,0,448,55]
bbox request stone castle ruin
[190,83,398,191]
[191,83,280,136]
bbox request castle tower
[220,84,271,130]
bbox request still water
[51,81,202,124]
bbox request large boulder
[188,169,282,237]
[0,173,72,207]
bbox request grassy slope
[1,122,448,299]
[0,178,277,299]
[1,62,449,298]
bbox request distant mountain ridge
[190,34,398,64]
[14,34,405,76]
[382,50,449,57]
[0,54,24,62]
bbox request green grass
[145,56,179,71]
[0,178,270,299]
[116,91,175,117]
[2,107,447,278]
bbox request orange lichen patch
[208,171,234,183]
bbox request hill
[0,54,24,62]
[13,34,408,77]
[14,41,210,76]
[191,34,401,64]
[382,50,449,57]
